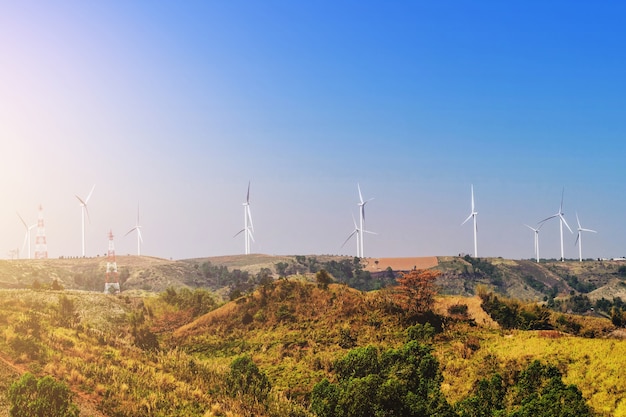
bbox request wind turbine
[125,204,143,256]
[234,181,254,255]
[524,223,544,263]
[356,183,375,258]
[461,185,478,258]
[341,213,361,257]
[76,184,95,257]
[540,188,572,262]
[17,213,36,259]
[575,212,597,262]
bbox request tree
[310,341,455,417]
[316,269,333,289]
[8,373,79,417]
[56,295,78,328]
[395,269,440,316]
[456,360,592,417]
[226,355,271,402]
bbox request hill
[0,278,625,416]
[2,254,625,303]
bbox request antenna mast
[34,205,48,259]
[104,230,121,294]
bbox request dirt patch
[363,257,439,273]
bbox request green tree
[456,360,592,417]
[226,355,271,402]
[310,341,455,417]
[8,373,79,417]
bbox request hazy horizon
[2,2,626,261]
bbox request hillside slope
[2,255,624,303]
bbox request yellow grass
[438,329,626,416]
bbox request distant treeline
[194,256,395,297]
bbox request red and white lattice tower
[34,205,48,259]
[104,230,121,294]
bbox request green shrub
[226,355,271,402]
[406,323,436,342]
[8,373,79,417]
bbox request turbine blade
[524,224,537,232]
[233,229,245,238]
[17,212,27,229]
[246,181,251,204]
[539,214,558,224]
[86,184,96,203]
[471,184,475,211]
[575,232,580,247]
[363,230,377,235]
[75,195,86,206]
[248,229,255,243]
[560,214,573,233]
[461,213,473,225]
[560,187,565,212]
[124,227,137,237]
[21,233,28,254]
[351,213,358,229]
[341,230,358,248]
[581,228,597,233]
[137,228,144,242]
[85,206,92,224]
[247,206,254,232]
[357,183,364,204]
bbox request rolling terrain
[1,254,624,302]
[0,274,625,415]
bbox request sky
[1,1,626,261]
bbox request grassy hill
[0,272,625,415]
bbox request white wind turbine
[540,188,572,262]
[524,223,544,263]
[575,213,597,262]
[341,213,361,257]
[76,184,95,257]
[357,183,375,258]
[125,204,143,256]
[234,182,254,255]
[17,213,36,259]
[461,185,478,258]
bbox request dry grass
[434,295,499,328]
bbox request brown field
[363,256,439,272]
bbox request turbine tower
[104,230,120,294]
[356,183,375,258]
[341,213,361,257]
[125,204,143,256]
[461,185,478,258]
[234,182,254,255]
[540,188,572,262]
[76,184,95,257]
[34,205,48,259]
[575,213,597,262]
[524,223,543,263]
[17,212,36,259]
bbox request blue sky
[1,1,625,260]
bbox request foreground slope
[0,276,625,415]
